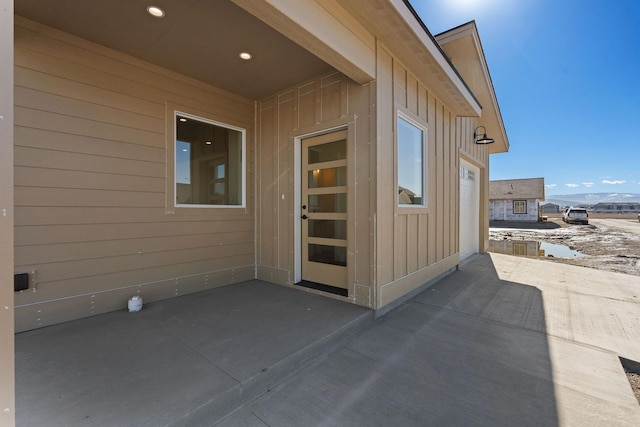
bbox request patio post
[0,0,15,425]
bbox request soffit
[436,22,509,154]
[337,0,482,117]
[14,0,334,100]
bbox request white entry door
[300,130,348,289]
[459,159,480,260]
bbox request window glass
[514,200,527,214]
[175,114,244,207]
[397,116,426,206]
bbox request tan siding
[320,73,344,122]
[375,45,395,287]
[297,81,317,128]
[15,220,253,246]
[14,19,255,331]
[352,83,373,292]
[14,206,244,226]
[15,231,254,266]
[15,145,164,178]
[256,72,373,304]
[277,92,295,269]
[393,214,407,279]
[376,46,463,309]
[435,102,444,261]
[451,116,460,255]
[16,265,256,331]
[418,213,428,269]
[443,108,451,257]
[15,166,165,193]
[14,61,165,119]
[15,126,165,162]
[257,99,276,267]
[15,22,251,120]
[15,243,254,286]
[427,93,437,266]
[15,187,164,208]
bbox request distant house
[541,203,560,214]
[592,203,640,213]
[489,178,545,221]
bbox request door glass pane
[308,193,347,213]
[308,244,346,266]
[308,166,346,188]
[308,220,346,240]
[308,139,346,164]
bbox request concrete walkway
[16,254,640,426]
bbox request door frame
[459,158,481,260]
[293,124,351,286]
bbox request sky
[412,0,640,197]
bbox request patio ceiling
[14,0,335,100]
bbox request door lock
[301,214,308,220]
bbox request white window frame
[173,110,247,209]
[513,200,527,214]
[396,110,428,210]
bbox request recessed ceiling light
[147,5,165,18]
[239,52,252,60]
[179,118,187,122]
[205,141,212,145]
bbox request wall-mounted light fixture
[473,126,494,145]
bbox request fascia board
[232,0,376,84]
[390,0,481,116]
[437,22,509,153]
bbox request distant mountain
[545,193,640,206]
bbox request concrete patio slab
[218,254,640,426]
[15,254,640,426]
[15,280,373,426]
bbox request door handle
[301,214,308,220]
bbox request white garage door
[459,160,480,260]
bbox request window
[513,200,527,214]
[175,113,245,207]
[397,114,427,207]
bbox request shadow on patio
[218,255,560,426]
[16,255,561,426]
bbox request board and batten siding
[376,43,488,309]
[256,72,375,307]
[13,17,256,332]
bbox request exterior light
[473,125,494,145]
[239,52,252,60]
[146,6,165,18]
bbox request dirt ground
[489,216,640,276]
[630,373,640,405]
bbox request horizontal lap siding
[14,18,255,331]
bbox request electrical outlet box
[14,272,29,292]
